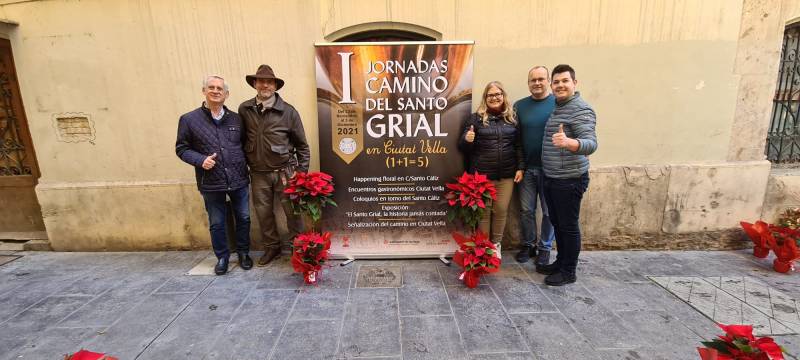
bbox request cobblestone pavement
[3,249,800,359]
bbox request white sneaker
[495,243,502,259]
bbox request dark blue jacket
[458,112,524,180]
[175,104,249,192]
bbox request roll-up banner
[314,41,474,258]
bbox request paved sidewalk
[2,249,800,359]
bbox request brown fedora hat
[245,64,285,90]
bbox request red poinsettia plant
[452,230,501,288]
[64,349,119,360]
[767,226,800,273]
[290,231,332,284]
[284,171,337,225]
[741,221,772,258]
[740,219,800,273]
[697,324,788,360]
[444,172,497,231]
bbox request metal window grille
[0,72,31,176]
[767,23,800,164]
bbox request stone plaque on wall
[53,112,95,143]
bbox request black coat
[175,104,250,192]
[458,112,524,180]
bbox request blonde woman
[458,81,524,255]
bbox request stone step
[23,239,52,251]
[0,231,48,241]
[0,241,25,251]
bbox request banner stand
[315,41,474,259]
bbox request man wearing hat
[239,64,310,266]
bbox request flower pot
[753,246,770,258]
[302,214,317,233]
[463,271,480,288]
[773,259,794,273]
[304,270,318,284]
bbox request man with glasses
[537,64,597,286]
[176,75,252,275]
[514,66,556,266]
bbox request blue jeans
[201,186,251,259]
[543,173,589,275]
[519,168,555,251]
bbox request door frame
[0,37,39,188]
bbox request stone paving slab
[0,254,20,266]
[446,285,528,354]
[579,275,652,312]
[400,315,467,360]
[290,287,349,321]
[78,292,197,358]
[0,295,92,357]
[272,319,341,359]
[538,284,641,349]
[203,289,297,360]
[8,326,101,360]
[469,351,536,359]
[398,266,451,316]
[57,273,173,328]
[512,312,595,360]
[339,288,402,358]
[651,275,800,335]
[485,265,557,314]
[5,250,800,359]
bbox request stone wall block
[662,161,770,234]
[581,165,670,248]
[761,170,800,222]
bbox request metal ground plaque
[356,265,403,288]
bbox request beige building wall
[0,0,790,250]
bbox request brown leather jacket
[238,93,310,172]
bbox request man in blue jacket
[176,75,253,275]
[537,64,598,286]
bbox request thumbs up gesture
[552,124,570,149]
[465,125,475,143]
[202,153,218,170]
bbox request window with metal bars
[767,23,800,164]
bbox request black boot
[545,272,576,286]
[214,257,229,275]
[237,252,253,270]
[535,250,550,266]
[535,262,559,275]
[515,245,537,263]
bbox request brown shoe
[257,247,281,267]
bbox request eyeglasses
[486,92,504,99]
[529,78,548,83]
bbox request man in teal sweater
[514,66,556,265]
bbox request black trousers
[543,173,589,275]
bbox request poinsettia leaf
[701,341,732,355]
[733,343,753,353]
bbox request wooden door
[0,38,45,236]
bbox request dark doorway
[0,38,46,237]
[336,29,436,42]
